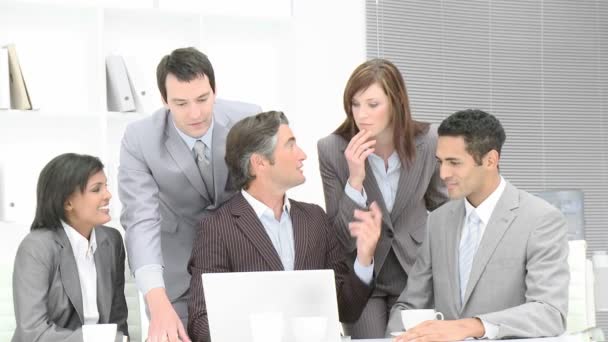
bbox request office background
[364,0,608,334]
[0,0,606,337]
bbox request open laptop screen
[202,269,341,342]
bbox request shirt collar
[241,189,291,219]
[61,220,97,257]
[368,151,401,169]
[464,176,506,225]
[171,112,214,151]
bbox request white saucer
[390,331,405,337]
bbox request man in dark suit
[187,111,383,342]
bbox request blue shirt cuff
[134,264,165,295]
[353,257,374,285]
[345,182,367,207]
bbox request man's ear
[249,153,267,176]
[484,149,500,169]
[64,200,73,212]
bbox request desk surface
[353,337,581,342]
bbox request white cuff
[134,264,165,295]
[478,318,499,339]
[344,182,367,207]
[353,257,374,285]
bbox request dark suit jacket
[12,226,128,342]
[187,193,374,342]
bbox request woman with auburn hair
[317,59,447,338]
[12,153,128,342]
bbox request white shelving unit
[0,0,294,224]
[0,0,366,338]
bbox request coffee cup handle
[435,312,444,320]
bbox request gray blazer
[317,126,447,294]
[386,181,570,338]
[118,99,261,301]
[12,226,128,342]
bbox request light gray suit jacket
[386,181,570,338]
[317,126,447,295]
[12,226,128,342]
[118,99,261,302]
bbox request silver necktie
[459,211,481,303]
[193,140,214,200]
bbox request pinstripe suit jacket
[317,125,447,295]
[187,193,374,342]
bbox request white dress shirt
[62,221,99,324]
[242,190,295,270]
[345,151,401,212]
[462,176,506,339]
[134,115,215,295]
[241,190,374,285]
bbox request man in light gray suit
[118,47,261,342]
[388,109,569,341]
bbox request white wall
[0,0,366,224]
[286,0,366,204]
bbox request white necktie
[459,210,481,303]
[193,140,214,200]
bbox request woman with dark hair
[317,59,448,338]
[12,153,128,342]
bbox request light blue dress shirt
[173,115,214,160]
[241,190,374,284]
[345,151,401,212]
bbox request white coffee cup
[400,309,444,330]
[291,316,328,342]
[82,323,117,342]
[250,312,284,342]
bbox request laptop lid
[202,269,341,342]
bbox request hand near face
[349,201,382,266]
[393,318,484,342]
[344,129,376,191]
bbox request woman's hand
[344,129,376,191]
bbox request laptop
[202,269,341,342]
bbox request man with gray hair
[187,111,383,342]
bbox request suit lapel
[362,161,393,230]
[390,138,427,222]
[55,229,85,324]
[446,200,466,310]
[290,201,309,270]
[232,194,284,271]
[94,228,112,323]
[461,182,518,308]
[164,111,211,202]
[211,121,230,207]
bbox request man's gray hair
[225,111,289,190]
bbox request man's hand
[145,288,191,342]
[393,318,485,342]
[350,201,382,266]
